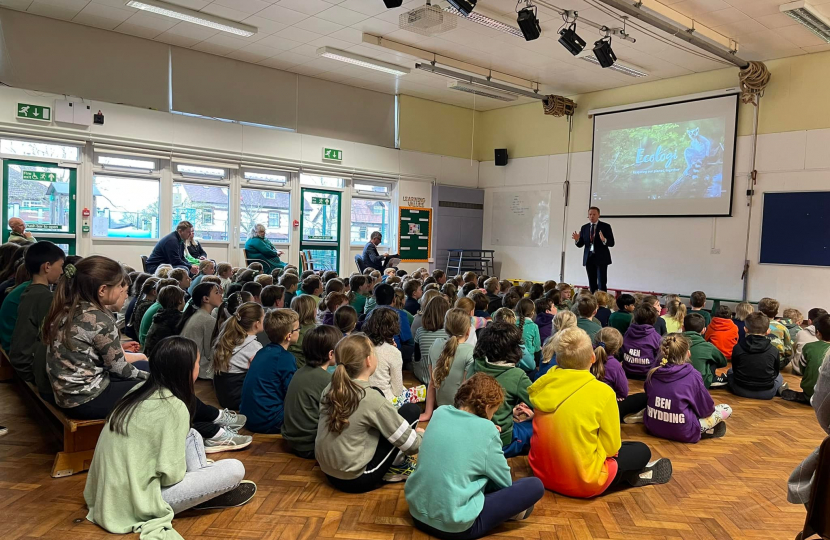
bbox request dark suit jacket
[362,241,384,271]
[146,231,189,273]
[575,220,615,266]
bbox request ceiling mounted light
[383,0,404,7]
[779,1,830,43]
[444,6,523,37]
[125,0,257,36]
[517,4,542,41]
[592,36,616,68]
[447,0,477,16]
[448,81,518,101]
[578,53,648,77]
[558,22,586,55]
[317,47,410,76]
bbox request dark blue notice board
[760,191,830,266]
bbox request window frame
[91,173,162,240]
[96,153,159,174]
[171,180,231,243]
[349,179,393,248]
[238,183,292,249]
[0,137,81,163]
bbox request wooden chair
[16,379,105,478]
[242,248,268,269]
[140,255,149,273]
[299,251,309,272]
[796,436,830,540]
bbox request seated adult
[244,224,286,274]
[361,231,400,271]
[145,221,198,276]
[7,217,36,245]
[183,227,208,266]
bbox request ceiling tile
[274,26,324,43]
[225,48,273,63]
[157,0,210,8]
[692,7,749,27]
[316,5,369,26]
[276,0,331,16]
[293,16,344,35]
[26,1,80,21]
[257,4,309,25]
[155,31,201,47]
[349,17,399,35]
[164,21,220,40]
[240,15,288,35]
[275,50,317,65]
[327,27,364,44]
[670,0,731,18]
[337,0,389,17]
[200,3,253,23]
[191,40,237,56]
[754,12,799,29]
[122,11,179,32]
[256,33,304,50]
[774,24,828,47]
[113,22,166,39]
[34,0,87,10]
[211,0,272,16]
[0,0,34,10]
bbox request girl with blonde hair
[661,299,687,334]
[212,302,264,410]
[316,334,423,493]
[418,308,473,422]
[643,334,732,442]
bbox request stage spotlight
[383,0,404,7]
[517,6,541,41]
[592,36,616,68]
[558,23,586,55]
[447,0,476,16]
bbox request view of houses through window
[172,183,230,241]
[239,188,289,245]
[92,176,160,238]
[350,199,390,246]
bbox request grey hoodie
[793,325,818,375]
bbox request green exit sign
[17,103,51,121]
[22,171,57,181]
[323,147,342,161]
[311,196,331,205]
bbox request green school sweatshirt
[468,357,532,446]
[801,341,830,398]
[84,387,189,540]
[405,406,512,533]
[608,311,632,335]
[577,317,602,340]
[9,283,53,395]
[139,301,162,346]
[684,331,728,388]
[0,281,30,351]
[288,323,316,368]
[282,365,332,453]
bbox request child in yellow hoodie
[528,327,672,498]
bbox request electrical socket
[711,248,721,255]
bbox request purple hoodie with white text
[603,356,629,399]
[644,363,714,443]
[621,323,662,378]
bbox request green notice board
[398,206,431,262]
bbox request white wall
[480,129,830,314]
[0,86,480,275]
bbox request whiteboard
[491,190,551,247]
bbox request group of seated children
[2,241,826,540]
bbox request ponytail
[433,308,471,388]
[212,301,263,373]
[433,336,460,389]
[591,344,607,382]
[322,334,372,434]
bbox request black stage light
[558,23,586,55]
[448,0,477,16]
[593,36,616,68]
[383,0,404,7]
[517,7,541,41]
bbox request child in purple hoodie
[534,297,556,347]
[592,327,648,422]
[621,304,663,379]
[644,334,733,443]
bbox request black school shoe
[781,389,811,404]
[701,422,727,439]
[627,458,673,487]
[192,480,257,510]
[709,374,728,388]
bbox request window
[175,163,227,180]
[239,188,290,246]
[1,138,80,161]
[172,183,229,241]
[354,182,390,194]
[244,170,287,186]
[301,174,344,188]
[351,199,390,245]
[97,154,158,173]
[93,175,160,238]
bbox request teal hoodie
[405,406,511,533]
[468,357,532,446]
[683,330,727,388]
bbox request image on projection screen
[590,94,738,217]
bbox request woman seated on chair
[183,227,208,267]
[245,224,286,274]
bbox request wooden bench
[0,347,14,381]
[16,379,105,478]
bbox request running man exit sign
[323,147,343,162]
[17,103,51,121]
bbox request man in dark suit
[146,220,198,275]
[572,207,615,292]
[361,231,400,271]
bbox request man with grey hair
[361,230,400,271]
[7,217,35,245]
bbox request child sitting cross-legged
[515,298,543,366]
[728,312,785,400]
[609,293,635,335]
[661,299,686,334]
[468,322,533,458]
[492,308,535,373]
[529,327,672,498]
[405,373,545,540]
[212,302,264,410]
[282,325,342,458]
[532,311,578,382]
[621,304,663,380]
[644,334,732,442]
[682,313,728,389]
[705,305,739,360]
[575,295,602,340]
[534,295,557,346]
[419,308,474,422]
[240,309,300,434]
[316,334,422,493]
[782,314,830,404]
[592,327,648,423]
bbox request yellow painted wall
[472,50,830,161]
[398,95,480,159]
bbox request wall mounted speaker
[495,149,508,166]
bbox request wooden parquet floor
[0,370,823,540]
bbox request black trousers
[610,441,652,487]
[585,257,608,292]
[617,393,648,421]
[326,403,420,494]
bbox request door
[3,159,76,254]
[300,188,340,271]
